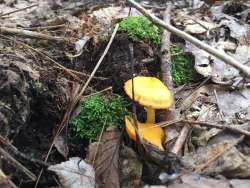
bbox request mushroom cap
[124,76,173,109]
[125,116,165,150]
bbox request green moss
[119,16,161,46]
[71,94,130,141]
[170,46,197,86]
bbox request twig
[0,27,68,43]
[0,147,36,181]
[34,24,119,188]
[195,135,245,173]
[0,34,82,82]
[127,0,250,78]
[182,120,250,137]
[0,135,49,167]
[161,4,174,93]
[141,3,166,10]
[158,119,250,137]
[81,86,112,99]
[0,169,18,188]
[0,4,38,18]
[24,24,66,31]
[171,124,190,155]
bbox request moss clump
[71,94,130,141]
[170,46,197,86]
[119,16,161,46]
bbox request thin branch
[0,147,36,181]
[0,4,38,17]
[127,0,250,78]
[0,27,68,43]
[161,4,174,93]
[0,169,18,188]
[81,86,112,99]
[0,135,49,167]
[171,124,190,155]
[182,120,250,137]
[158,119,250,137]
[195,135,245,173]
[0,35,82,82]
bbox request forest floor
[1,0,250,188]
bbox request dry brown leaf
[86,127,120,188]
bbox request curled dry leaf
[86,127,120,188]
[54,134,69,159]
[48,157,95,188]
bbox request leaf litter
[1,0,250,187]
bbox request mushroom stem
[146,107,155,123]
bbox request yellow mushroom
[125,116,165,150]
[124,76,173,123]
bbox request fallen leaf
[54,135,69,159]
[86,127,120,188]
[48,157,95,188]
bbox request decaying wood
[128,0,250,78]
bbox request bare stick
[158,119,250,137]
[81,86,112,99]
[0,147,36,181]
[0,135,49,167]
[0,27,68,43]
[34,24,119,188]
[127,0,250,78]
[0,169,17,188]
[0,34,81,82]
[183,120,250,137]
[171,124,190,155]
[161,4,173,92]
[195,135,245,173]
[0,4,38,17]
